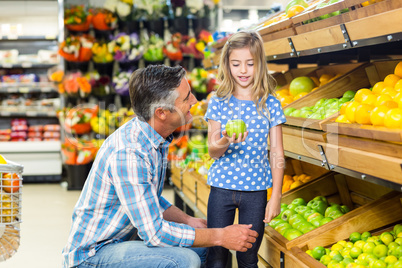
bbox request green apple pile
[306,224,402,268]
[303,0,349,25]
[268,196,350,241]
[284,90,356,120]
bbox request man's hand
[187,217,207,228]
[219,224,258,252]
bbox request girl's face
[229,47,255,91]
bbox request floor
[2,182,175,268]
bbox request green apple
[310,215,324,227]
[281,209,297,222]
[284,107,296,116]
[373,244,388,258]
[319,217,333,226]
[343,90,356,100]
[361,231,372,241]
[362,241,376,254]
[307,212,323,223]
[288,213,305,227]
[300,110,313,118]
[285,229,303,240]
[274,222,292,234]
[303,209,318,219]
[299,222,315,234]
[349,232,361,243]
[294,205,309,215]
[289,76,315,97]
[289,109,302,117]
[291,197,307,206]
[225,119,247,139]
[312,246,326,260]
[268,218,286,228]
[380,232,394,245]
[340,205,350,214]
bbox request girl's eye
[248,64,254,67]
[232,64,239,67]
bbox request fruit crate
[288,192,402,267]
[292,0,402,35]
[283,62,370,130]
[273,66,318,90]
[182,169,197,204]
[170,163,183,190]
[193,171,209,217]
[0,160,23,261]
[260,173,400,267]
[321,60,402,142]
[265,172,394,249]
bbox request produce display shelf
[0,63,57,69]
[0,35,57,41]
[0,82,56,93]
[0,110,58,117]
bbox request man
[62,65,258,268]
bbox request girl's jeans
[76,240,207,268]
[206,186,267,268]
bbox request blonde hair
[216,30,276,116]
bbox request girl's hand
[263,195,281,224]
[222,130,249,144]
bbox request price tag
[19,87,30,93]
[21,62,33,68]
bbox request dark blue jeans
[206,187,267,268]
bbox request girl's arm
[207,119,248,159]
[264,124,285,223]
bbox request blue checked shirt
[62,117,196,267]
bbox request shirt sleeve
[268,96,287,128]
[110,149,195,248]
[204,96,222,123]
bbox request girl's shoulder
[266,94,281,105]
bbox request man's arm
[163,205,207,228]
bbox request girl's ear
[154,107,166,120]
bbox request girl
[204,30,286,267]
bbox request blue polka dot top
[204,94,286,191]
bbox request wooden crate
[273,66,318,89]
[265,172,394,251]
[182,169,196,204]
[321,60,402,142]
[170,163,182,190]
[293,190,402,251]
[292,0,402,35]
[259,230,324,268]
[193,171,210,217]
[283,62,370,130]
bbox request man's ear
[154,107,166,120]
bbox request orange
[372,81,385,94]
[280,95,294,107]
[375,94,393,106]
[361,0,376,6]
[310,76,320,87]
[394,61,402,77]
[394,79,402,91]
[328,73,343,82]
[319,74,333,86]
[384,108,402,128]
[311,87,319,92]
[360,93,377,105]
[340,101,352,115]
[394,92,402,108]
[354,88,373,103]
[335,114,351,124]
[345,101,361,123]
[276,89,290,97]
[381,86,398,98]
[370,105,390,126]
[287,5,305,18]
[294,92,309,100]
[381,100,398,109]
[384,74,401,88]
[355,104,374,125]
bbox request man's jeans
[76,241,207,268]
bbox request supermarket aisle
[4,183,175,268]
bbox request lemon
[0,154,7,164]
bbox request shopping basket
[0,160,23,261]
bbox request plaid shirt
[62,118,196,267]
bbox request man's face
[169,78,198,127]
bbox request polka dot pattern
[204,95,286,191]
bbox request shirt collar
[136,118,173,149]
